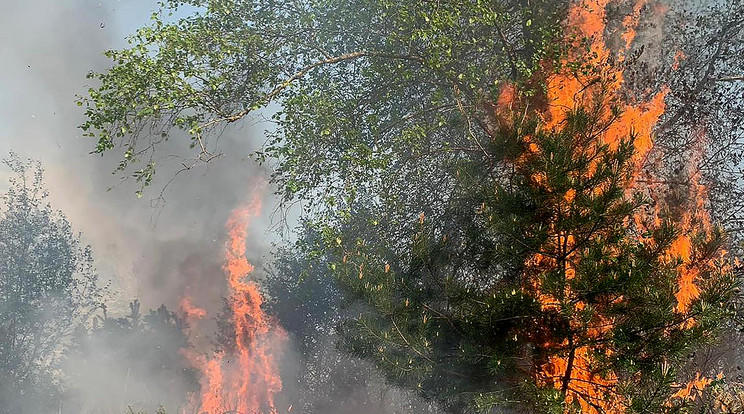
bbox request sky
[0,0,276,316]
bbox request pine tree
[334,80,736,413]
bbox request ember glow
[181,194,286,414]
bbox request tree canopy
[78,0,744,412]
[79,0,565,203]
[0,155,105,413]
[334,80,734,412]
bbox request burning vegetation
[181,196,285,414]
[5,0,744,413]
[497,0,732,411]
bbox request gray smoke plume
[0,0,275,314]
[0,1,278,412]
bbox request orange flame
[620,0,649,52]
[509,0,720,411]
[182,193,286,414]
[532,1,665,408]
[181,297,207,320]
[667,372,719,406]
[659,130,713,319]
[544,0,667,157]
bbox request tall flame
[535,3,666,409]
[182,193,286,414]
[499,0,722,411]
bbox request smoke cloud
[1,1,473,413]
[0,1,277,412]
[0,0,275,314]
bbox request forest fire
[506,0,723,412]
[181,194,286,414]
[5,0,744,412]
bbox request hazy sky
[0,0,276,315]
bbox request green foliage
[79,0,566,201]
[78,1,744,412]
[264,229,441,413]
[328,94,736,412]
[0,154,105,413]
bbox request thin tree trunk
[561,336,575,397]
